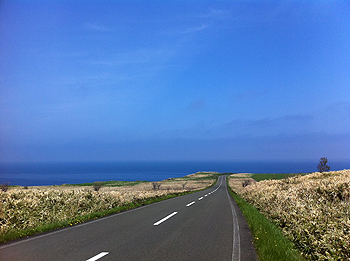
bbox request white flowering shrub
[235,170,350,260]
[0,189,120,234]
[0,178,215,237]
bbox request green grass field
[251,173,309,182]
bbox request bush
[152,182,161,190]
[242,179,252,187]
[1,183,9,192]
[93,182,103,192]
[0,189,120,235]
[317,157,330,173]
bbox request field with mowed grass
[0,172,218,243]
[229,170,350,260]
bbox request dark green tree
[317,157,330,173]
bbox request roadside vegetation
[229,169,350,260]
[227,182,303,261]
[0,172,219,244]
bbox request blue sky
[0,0,349,162]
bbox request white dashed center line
[86,252,109,261]
[153,178,223,227]
[153,212,178,226]
[186,201,195,207]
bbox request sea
[0,161,349,186]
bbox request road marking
[86,252,109,261]
[225,177,241,261]
[210,178,223,193]
[186,201,195,207]
[198,197,203,200]
[153,212,178,226]
[204,194,208,197]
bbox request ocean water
[0,161,349,186]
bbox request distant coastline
[1,160,349,186]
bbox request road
[0,176,257,261]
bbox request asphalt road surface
[0,176,257,261]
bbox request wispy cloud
[90,48,176,66]
[209,8,231,19]
[280,114,314,122]
[178,8,230,34]
[146,113,317,142]
[182,24,209,34]
[84,23,114,32]
[50,51,87,58]
[225,114,313,129]
[184,114,315,139]
[53,72,128,86]
[193,8,231,20]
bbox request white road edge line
[86,252,109,261]
[211,178,223,193]
[186,201,195,207]
[225,176,241,261]
[153,212,178,226]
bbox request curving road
[0,176,257,261]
